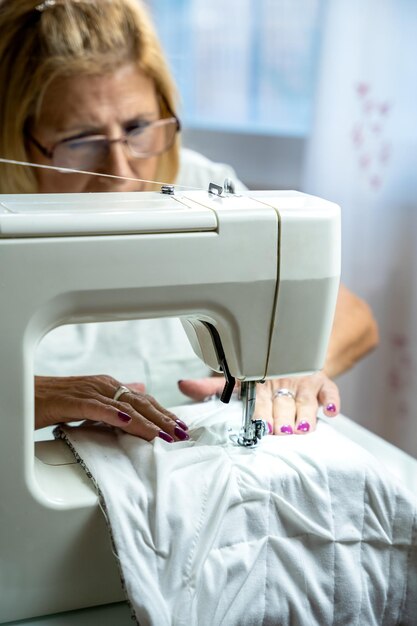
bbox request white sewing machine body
[0,189,340,622]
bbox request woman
[0,0,378,441]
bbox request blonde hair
[0,0,180,192]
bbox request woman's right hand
[35,375,189,442]
[178,371,340,436]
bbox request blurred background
[146,0,417,457]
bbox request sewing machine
[0,188,340,622]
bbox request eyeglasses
[26,115,181,172]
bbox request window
[148,0,324,136]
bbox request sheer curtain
[303,0,417,457]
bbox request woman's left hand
[178,372,340,435]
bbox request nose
[98,140,142,191]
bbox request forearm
[324,284,379,378]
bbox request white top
[35,148,245,407]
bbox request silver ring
[272,388,296,401]
[113,385,131,402]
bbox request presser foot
[230,380,268,448]
[229,419,268,448]
[236,419,268,447]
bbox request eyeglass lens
[53,118,178,170]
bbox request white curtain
[303,0,417,457]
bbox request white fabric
[302,0,417,457]
[177,148,247,193]
[35,148,245,408]
[59,402,417,626]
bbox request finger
[293,394,318,435]
[293,373,336,434]
[292,374,328,434]
[318,378,340,418]
[111,392,189,442]
[76,398,176,442]
[133,393,190,436]
[178,377,225,401]
[271,385,298,436]
[125,382,146,394]
[145,394,189,430]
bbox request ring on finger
[272,388,296,401]
[113,385,131,402]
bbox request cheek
[26,136,88,193]
[37,157,161,193]
[130,156,159,188]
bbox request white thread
[0,157,203,191]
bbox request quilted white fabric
[58,400,417,626]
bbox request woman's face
[28,64,162,192]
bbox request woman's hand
[178,372,339,435]
[35,375,189,442]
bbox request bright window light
[147,0,324,136]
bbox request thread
[0,156,203,191]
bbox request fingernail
[174,426,190,441]
[175,418,189,431]
[178,380,184,385]
[118,411,132,424]
[159,430,174,443]
[326,403,337,413]
[297,420,310,433]
[280,424,293,435]
[267,422,273,434]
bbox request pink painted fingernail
[176,418,189,431]
[159,430,174,443]
[297,420,310,433]
[280,424,293,435]
[326,403,337,413]
[174,426,190,441]
[118,411,132,424]
[267,422,273,434]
